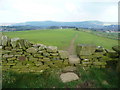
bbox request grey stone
[4,46,12,50]
[60,72,79,83]
[17,56,27,61]
[43,52,50,57]
[17,39,26,50]
[39,44,47,50]
[50,53,58,56]
[82,61,92,65]
[34,62,43,66]
[34,54,43,58]
[26,47,38,53]
[82,59,90,62]
[33,44,42,48]
[24,39,32,48]
[0,46,2,49]
[93,61,106,65]
[96,46,105,52]
[28,56,38,61]
[58,50,69,59]
[47,46,57,52]
[11,38,20,48]
[106,51,118,58]
[1,35,8,46]
[3,54,13,58]
[112,45,120,55]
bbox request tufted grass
[2,67,119,88]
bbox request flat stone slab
[60,72,79,83]
[69,55,80,65]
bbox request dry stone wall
[76,44,119,69]
[0,34,69,73]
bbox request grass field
[2,67,119,88]
[3,29,118,50]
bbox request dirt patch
[67,34,78,55]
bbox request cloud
[0,0,118,23]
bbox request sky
[0,0,119,23]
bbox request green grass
[75,31,118,50]
[3,29,118,50]
[2,67,119,88]
[3,29,76,50]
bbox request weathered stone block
[17,56,27,61]
[50,53,58,56]
[99,56,112,61]
[58,50,69,59]
[82,59,90,62]
[5,46,12,50]
[38,51,44,54]
[34,62,43,66]
[95,46,105,52]
[34,54,43,58]
[1,35,8,46]
[77,44,97,56]
[39,44,47,50]
[17,39,26,50]
[3,54,13,58]
[106,51,119,58]
[11,38,20,48]
[29,56,38,61]
[23,52,31,56]
[10,51,23,55]
[26,47,38,53]
[2,50,11,54]
[42,52,50,57]
[112,45,120,54]
[44,61,53,66]
[51,57,60,60]
[47,46,57,53]
[24,39,32,48]
[53,60,63,64]
[7,57,16,61]
[26,61,34,67]
[93,61,106,66]
[42,59,51,63]
[82,61,92,65]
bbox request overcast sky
[0,0,119,23]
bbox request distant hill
[11,21,104,28]
[1,21,118,32]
